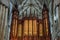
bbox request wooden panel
[12,19,15,37]
[29,36,32,40]
[42,4,51,40]
[29,20,32,36]
[10,38,17,40]
[10,19,18,40]
[18,37,22,40]
[39,37,45,40]
[23,20,28,36]
[43,19,46,36]
[10,5,18,40]
[33,36,38,40]
[23,36,28,40]
[39,23,43,36]
[46,37,50,40]
[45,18,49,36]
[18,24,22,37]
[43,18,49,36]
[15,19,18,36]
[33,20,37,36]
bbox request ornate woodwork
[42,4,51,40]
[10,4,51,40]
[10,5,19,40]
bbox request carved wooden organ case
[10,4,51,40]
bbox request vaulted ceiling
[10,0,52,19]
[0,0,10,6]
[11,0,51,6]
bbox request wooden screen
[10,19,18,40]
[23,20,28,36]
[12,19,17,37]
[12,19,15,37]
[45,17,50,40]
[17,23,22,40]
[18,24,22,37]
[42,4,51,40]
[29,20,33,36]
[38,20,44,40]
[29,20,33,40]
[33,20,37,40]
[45,18,49,36]
[23,20,28,40]
[15,19,18,36]
[10,6,18,40]
[10,4,51,40]
[23,19,37,40]
[44,18,50,40]
[33,20,37,36]
[39,23,43,36]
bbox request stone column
[0,3,3,40]
[3,7,8,40]
[0,5,6,40]
[58,6,60,30]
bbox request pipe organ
[10,4,51,40]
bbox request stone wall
[0,0,10,7]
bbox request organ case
[10,4,51,40]
[42,4,51,40]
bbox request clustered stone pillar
[0,3,9,40]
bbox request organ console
[10,4,51,40]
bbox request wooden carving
[42,4,51,40]
[10,4,51,40]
